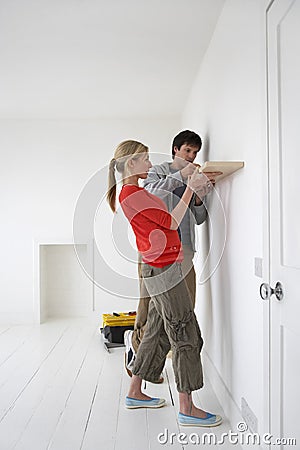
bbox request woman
[107,140,222,427]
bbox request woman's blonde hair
[107,140,148,213]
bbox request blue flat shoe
[178,411,222,427]
[125,396,166,409]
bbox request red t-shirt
[119,184,183,267]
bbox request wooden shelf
[199,161,244,182]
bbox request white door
[266,0,300,446]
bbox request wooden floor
[0,318,241,450]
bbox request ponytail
[107,158,117,212]
[107,140,148,213]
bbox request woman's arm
[169,167,204,230]
[121,170,203,231]
[169,186,193,230]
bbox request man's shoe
[124,330,136,377]
[178,412,223,427]
[125,396,166,409]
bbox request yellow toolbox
[102,311,136,345]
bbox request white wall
[0,117,180,323]
[182,0,268,437]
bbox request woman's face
[130,152,152,179]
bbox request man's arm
[143,164,184,200]
[190,195,207,225]
[144,163,208,224]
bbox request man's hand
[180,162,199,179]
[202,171,223,183]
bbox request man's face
[173,143,200,167]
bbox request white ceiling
[0,0,225,119]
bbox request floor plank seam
[0,327,10,336]
[10,324,91,449]
[0,325,70,423]
[79,382,99,450]
[80,339,108,450]
[145,409,151,450]
[113,356,126,450]
[0,327,34,368]
[165,367,174,407]
[46,329,98,450]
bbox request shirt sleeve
[190,195,207,225]
[121,187,172,229]
[143,165,183,201]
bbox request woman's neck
[123,175,139,186]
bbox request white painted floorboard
[0,319,241,450]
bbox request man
[124,130,219,381]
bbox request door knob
[260,282,284,301]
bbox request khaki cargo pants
[132,261,204,393]
[132,245,196,352]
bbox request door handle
[260,282,284,301]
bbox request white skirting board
[202,350,262,450]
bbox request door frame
[262,0,277,441]
[263,0,286,442]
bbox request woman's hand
[187,168,212,195]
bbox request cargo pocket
[166,310,195,350]
[141,265,153,279]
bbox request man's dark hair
[171,130,202,159]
